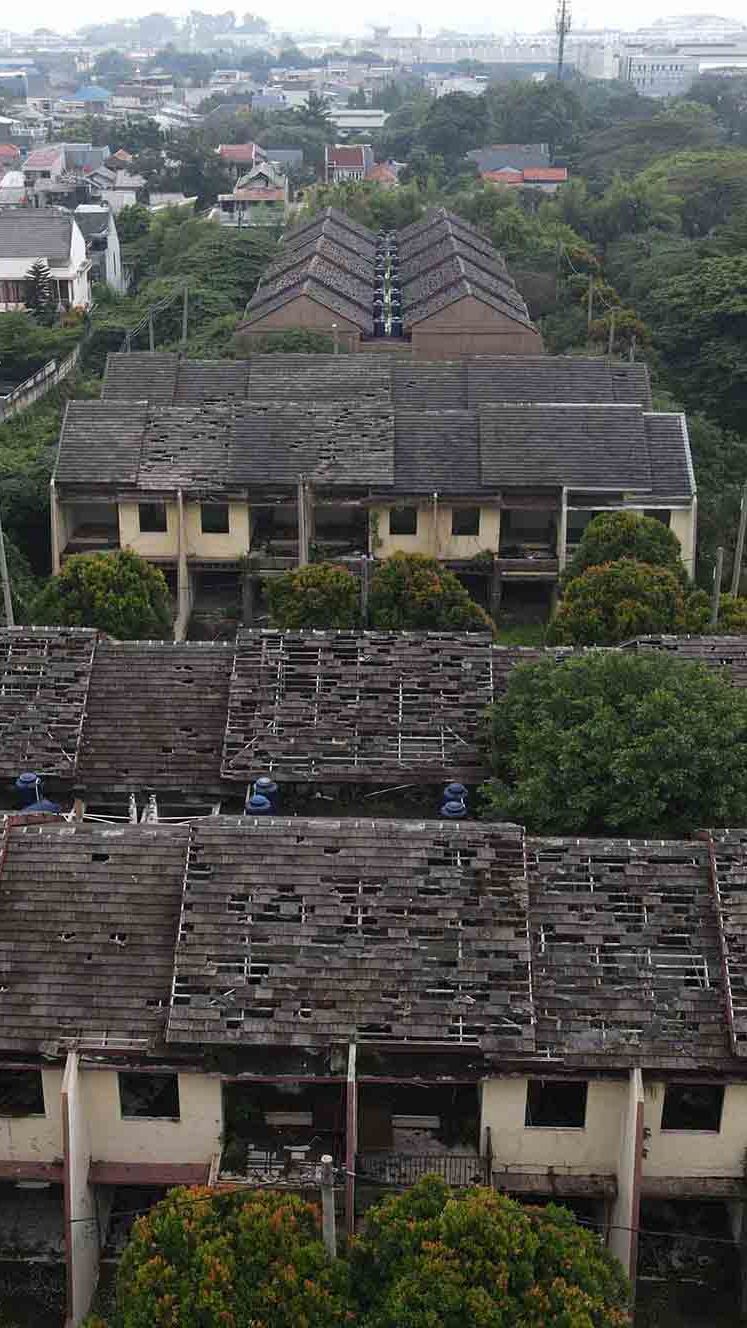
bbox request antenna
[556,0,571,80]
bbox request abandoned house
[0,802,746,1324]
[50,349,695,633]
[236,206,545,357]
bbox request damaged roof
[0,810,742,1071]
[101,350,653,410]
[0,628,97,778]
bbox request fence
[356,1153,488,1189]
[0,342,82,425]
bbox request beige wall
[481,1076,626,1176]
[120,500,251,562]
[0,1068,63,1163]
[371,502,500,560]
[669,506,696,580]
[643,1081,747,1177]
[85,1070,222,1166]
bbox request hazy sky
[9,0,747,39]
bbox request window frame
[138,501,168,534]
[200,502,230,535]
[388,506,418,537]
[118,1071,181,1121]
[451,507,481,538]
[525,1078,588,1129]
[660,1083,724,1133]
[0,1070,45,1118]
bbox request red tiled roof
[229,187,285,202]
[483,168,523,185]
[218,142,264,163]
[366,162,397,183]
[22,146,65,171]
[0,145,20,161]
[482,166,568,185]
[327,145,366,168]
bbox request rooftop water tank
[245,793,272,816]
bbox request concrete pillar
[345,1043,357,1237]
[557,486,569,573]
[609,1067,644,1298]
[490,557,502,623]
[62,1052,99,1327]
[298,476,309,567]
[50,477,62,576]
[241,568,255,625]
[175,488,190,641]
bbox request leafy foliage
[482,652,747,835]
[567,511,684,579]
[370,554,493,632]
[109,1186,350,1328]
[549,559,687,645]
[31,549,172,639]
[350,1177,630,1328]
[0,312,79,384]
[266,562,360,629]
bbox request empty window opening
[119,1072,180,1120]
[452,507,480,537]
[525,1079,587,1128]
[0,1070,44,1117]
[201,503,230,535]
[389,507,417,536]
[660,1084,724,1132]
[91,852,110,863]
[138,502,168,534]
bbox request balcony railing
[357,1153,487,1189]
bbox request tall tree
[23,260,56,324]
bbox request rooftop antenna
[556,0,571,80]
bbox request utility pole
[148,311,155,353]
[556,0,571,80]
[586,275,594,331]
[320,1155,337,1258]
[607,308,616,358]
[0,508,15,628]
[711,546,724,627]
[731,482,747,597]
[181,285,189,346]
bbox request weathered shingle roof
[55,400,147,485]
[229,402,395,486]
[102,352,653,410]
[166,816,533,1052]
[78,641,233,792]
[0,628,97,778]
[395,409,480,492]
[0,817,187,1051]
[478,403,653,491]
[0,208,74,262]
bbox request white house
[0,209,91,311]
[74,205,127,295]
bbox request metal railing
[357,1153,487,1189]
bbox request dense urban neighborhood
[2,5,747,1327]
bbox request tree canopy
[549,559,687,645]
[482,651,747,836]
[369,554,493,632]
[266,562,360,629]
[567,511,684,579]
[31,549,172,638]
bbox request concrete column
[50,477,62,576]
[490,557,502,622]
[609,1068,644,1297]
[345,1043,357,1237]
[298,476,309,567]
[62,1051,99,1327]
[175,488,190,641]
[557,486,569,573]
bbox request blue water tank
[254,777,278,809]
[440,799,467,819]
[245,793,272,816]
[443,783,468,803]
[15,772,41,807]
[22,798,61,815]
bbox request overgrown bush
[369,554,493,632]
[31,549,172,638]
[482,651,747,835]
[567,511,684,579]
[266,561,360,629]
[549,558,686,644]
[351,1176,630,1328]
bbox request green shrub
[31,549,172,638]
[549,558,685,644]
[369,553,493,632]
[266,561,360,629]
[567,510,684,579]
[481,651,747,835]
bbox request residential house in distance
[238,207,544,358]
[467,143,552,174]
[482,165,569,193]
[217,141,266,179]
[216,160,288,228]
[366,160,399,188]
[56,84,112,116]
[0,209,91,310]
[73,205,127,294]
[0,170,25,206]
[51,350,694,626]
[324,143,374,184]
[0,143,21,166]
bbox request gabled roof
[0,144,20,161]
[0,208,75,263]
[478,402,652,491]
[0,628,97,778]
[466,143,551,173]
[22,144,65,171]
[218,141,264,163]
[326,143,369,168]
